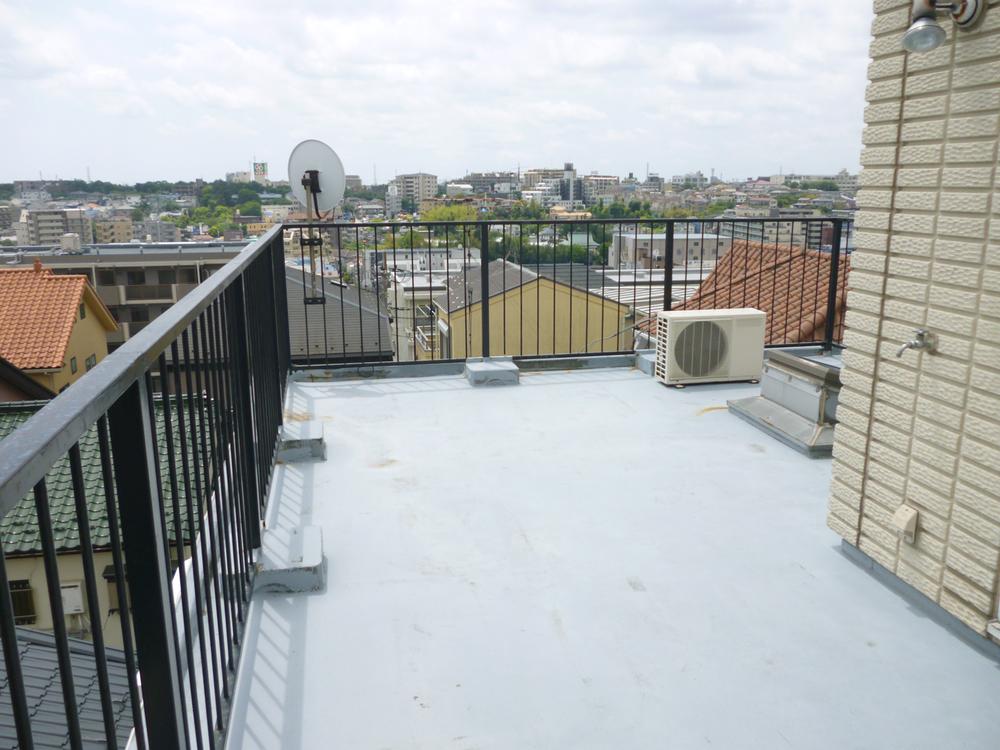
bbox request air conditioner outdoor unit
[654,308,766,385]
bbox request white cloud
[0,0,873,183]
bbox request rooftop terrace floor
[226,365,1000,750]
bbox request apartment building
[93,217,133,244]
[609,230,733,269]
[345,174,364,191]
[460,171,519,194]
[14,208,93,245]
[133,219,181,242]
[671,171,708,189]
[390,173,438,205]
[582,174,620,204]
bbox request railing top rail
[282,217,849,229]
[0,225,283,514]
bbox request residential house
[0,356,55,402]
[285,267,393,363]
[0,628,135,746]
[4,247,240,352]
[0,261,117,393]
[0,399,195,649]
[633,239,849,348]
[432,259,630,358]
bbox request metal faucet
[896,328,937,357]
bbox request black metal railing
[0,226,289,749]
[0,216,850,749]
[282,217,851,366]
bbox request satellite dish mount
[287,140,346,304]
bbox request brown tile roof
[636,240,850,345]
[0,261,117,371]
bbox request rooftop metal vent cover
[654,309,766,386]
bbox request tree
[421,204,477,223]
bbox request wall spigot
[896,328,937,357]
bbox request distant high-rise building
[385,183,402,217]
[15,209,93,246]
[345,175,364,191]
[390,173,437,206]
[226,171,253,183]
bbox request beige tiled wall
[829,0,1000,636]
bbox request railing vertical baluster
[33,478,83,750]
[229,277,262,549]
[108,379,188,750]
[158,352,210,750]
[67,443,119,748]
[824,219,844,350]
[272,234,292,381]
[664,220,675,312]
[0,539,35,750]
[96,416,147,750]
[479,222,490,357]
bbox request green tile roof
[0,398,207,555]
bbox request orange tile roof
[637,240,850,346]
[0,261,117,371]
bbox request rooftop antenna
[288,139,346,303]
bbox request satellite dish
[287,139,346,214]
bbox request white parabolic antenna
[287,139,346,214]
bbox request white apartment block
[390,173,438,205]
[609,231,732,269]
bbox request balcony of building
[0,219,997,750]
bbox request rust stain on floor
[284,411,312,421]
[371,458,398,468]
[696,406,728,416]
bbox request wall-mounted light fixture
[902,0,985,52]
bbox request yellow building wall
[43,296,113,392]
[441,279,629,358]
[6,551,126,648]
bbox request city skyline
[1,1,873,184]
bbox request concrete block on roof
[255,526,325,594]
[278,420,326,462]
[465,356,519,386]
[636,349,656,376]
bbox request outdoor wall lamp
[902,0,985,52]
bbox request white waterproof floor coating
[226,367,1000,750]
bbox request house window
[85,354,97,371]
[97,270,116,286]
[126,270,145,285]
[158,269,176,284]
[9,580,35,625]
[70,356,78,374]
[79,303,86,319]
[179,268,197,283]
[131,307,150,323]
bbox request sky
[0,0,874,185]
